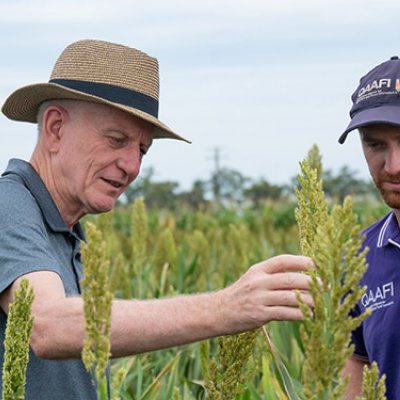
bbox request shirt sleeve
[350,303,369,362]
[0,180,62,293]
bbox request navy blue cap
[339,56,400,144]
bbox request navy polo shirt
[351,211,400,400]
[0,159,101,400]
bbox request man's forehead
[80,101,154,137]
[359,124,400,138]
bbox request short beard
[374,174,400,210]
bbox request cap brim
[339,105,400,144]
[1,82,191,143]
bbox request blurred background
[1,0,398,195]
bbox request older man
[0,39,312,399]
[340,56,400,400]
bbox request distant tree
[291,166,378,202]
[322,166,371,202]
[123,167,155,204]
[177,180,209,209]
[120,164,381,212]
[364,179,383,201]
[210,168,249,206]
[244,179,285,207]
[144,181,180,210]
[123,167,180,209]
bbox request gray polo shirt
[0,159,101,399]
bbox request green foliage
[244,179,285,205]
[306,143,323,181]
[294,146,380,399]
[123,167,180,210]
[131,196,149,274]
[323,166,379,203]
[205,330,259,399]
[81,221,113,399]
[84,168,388,399]
[356,362,386,400]
[294,159,327,257]
[0,151,389,399]
[2,279,34,400]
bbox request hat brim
[339,105,400,144]
[1,82,191,143]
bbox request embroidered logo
[361,281,395,311]
[356,78,400,104]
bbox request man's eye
[110,137,126,146]
[365,141,382,149]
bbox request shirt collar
[377,211,400,248]
[1,159,85,241]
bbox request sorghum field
[3,148,389,400]
[85,193,388,400]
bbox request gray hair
[36,101,50,136]
[36,99,85,137]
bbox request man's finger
[263,290,314,308]
[262,272,312,291]
[265,306,309,322]
[258,254,315,274]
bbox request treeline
[122,165,381,210]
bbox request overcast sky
[1,0,399,189]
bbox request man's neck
[29,153,84,230]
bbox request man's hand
[216,254,313,334]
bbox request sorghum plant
[81,221,113,400]
[2,279,34,400]
[356,362,386,400]
[295,145,373,399]
[205,330,259,399]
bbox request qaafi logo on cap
[339,55,400,144]
[357,78,392,101]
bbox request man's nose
[385,145,400,175]
[117,147,141,179]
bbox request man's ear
[41,106,68,153]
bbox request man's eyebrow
[360,135,375,141]
[359,129,376,139]
[107,128,127,135]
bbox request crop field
[85,194,389,400]
[3,148,389,400]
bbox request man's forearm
[110,292,224,356]
[31,291,225,359]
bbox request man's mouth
[102,178,123,189]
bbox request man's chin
[89,198,117,214]
[380,190,400,210]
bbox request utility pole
[209,147,223,206]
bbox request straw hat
[1,39,190,143]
